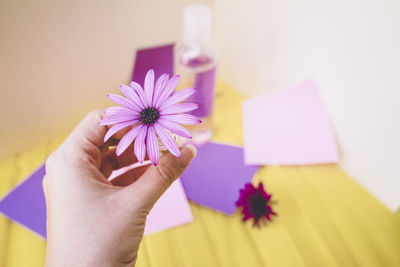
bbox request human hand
[43,110,197,267]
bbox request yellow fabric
[1,82,399,267]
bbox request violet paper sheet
[0,164,193,237]
[132,43,174,84]
[181,142,259,215]
[0,165,47,237]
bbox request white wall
[214,0,400,211]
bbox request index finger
[63,110,138,169]
[55,110,106,168]
[69,110,108,148]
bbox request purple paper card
[0,163,194,238]
[0,165,47,237]
[180,142,259,215]
[132,43,174,85]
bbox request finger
[110,163,151,186]
[42,175,48,197]
[99,145,139,177]
[120,144,197,209]
[61,110,107,168]
[69,110,107,148]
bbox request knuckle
[156,165,177,190]
[79,144,101,165]
[45,149,69,176]
[42,175,48,192]
[45,151,59,171]
[87,110,104,121]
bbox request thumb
[120,144,197,209]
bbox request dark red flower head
[236,182,277,226]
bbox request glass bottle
[175,4,217,144]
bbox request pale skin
[43,110,197,267]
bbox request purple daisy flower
[99,69,201,165]
[236,182,277,226]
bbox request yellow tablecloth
[1,82,399,267]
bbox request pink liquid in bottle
[175,51,216,144]
[175,5,217,144]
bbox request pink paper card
[144,179,193,235]
[110,164,193,235]
[242,80,339,165]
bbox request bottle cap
[182,4,212,45]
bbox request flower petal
[267,205,276,215]
[152,74,169,107]
[163,114,201,125]
[120,84,144,110]
[107,94,139,111]
[144,69,155,107]
[243,214,252,221]
[99,113,138,126]
[160,103,198,115]
[130,81,147,108]
[105,107,138,117]
[245,183,257,194]
[104,119,138,142]
[134,125,148,163]
[160,87,196,110]
[157,118,192,138]
[146,125,159,165]
[258,183,271,201]
[104,106,125,115]
[154,75,180,108]
[154,123,180,157]
[116,124,142,156]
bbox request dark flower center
[247,191,268,219]
[140,107,159,125]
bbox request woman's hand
[43,110,197,267]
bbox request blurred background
[0,0,399,212]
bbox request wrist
[45,241,134,267]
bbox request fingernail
[183,144,197,160]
